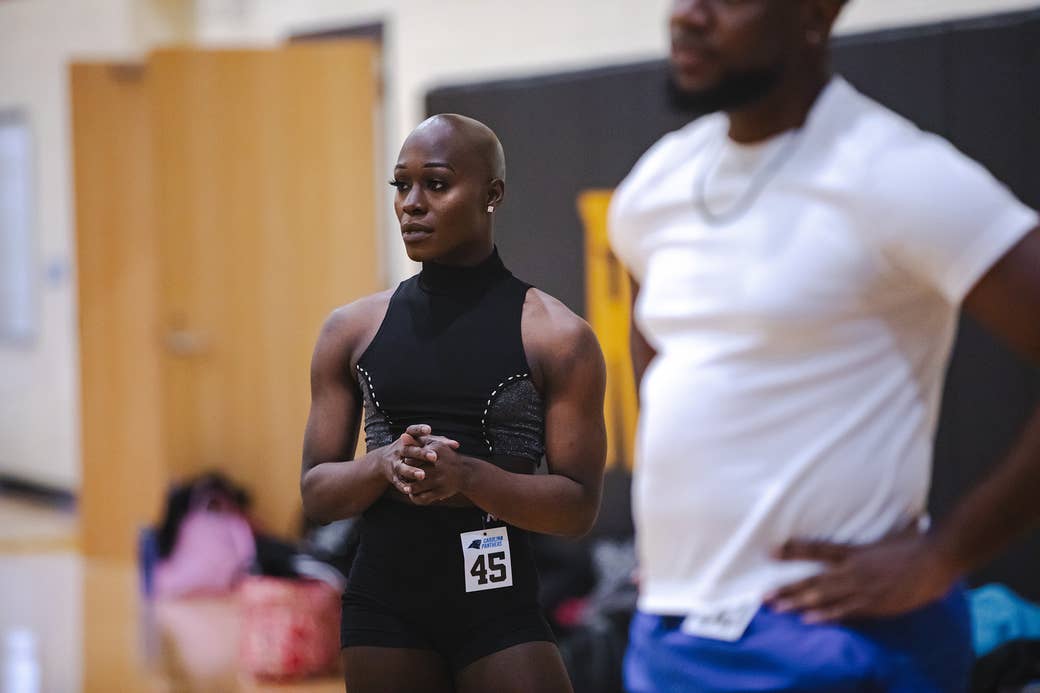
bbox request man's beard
[666,67,781,115]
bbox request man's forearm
[930,405,1040,576]
[459,457,599,537]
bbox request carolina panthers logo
[467,540,482,549]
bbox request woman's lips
[401,222,434,243]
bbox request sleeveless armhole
[515,284,542,396]
[354,281,408,369]
[482,281,545,462]
[354,282,407,452]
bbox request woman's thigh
[342,646,455,693]
[455,641,573,693]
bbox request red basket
[238,576,341,681]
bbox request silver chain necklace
[694,128,804,226]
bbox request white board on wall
[0,110,36,345]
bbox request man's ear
[801,0,845,46]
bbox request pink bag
[154,493,256,599]
[238,576,342,680]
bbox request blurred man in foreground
[610,1,1040,690]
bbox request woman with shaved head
[300,114,607,692]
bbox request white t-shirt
[609,77,1038,617]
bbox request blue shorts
[625,587,972,693]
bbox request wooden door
[74,42,383,558]
[72,62,165,559]
[149,42,382,536]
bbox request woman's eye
[427,180,446,192]
[388,179,409,192]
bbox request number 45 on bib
[460,526,514,593]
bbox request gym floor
[0,492,343,692]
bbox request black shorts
[341,590,555,672]
[340,500,556,672]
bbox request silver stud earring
[487,205,494,214]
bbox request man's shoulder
[649,112,725,155]
[620,113,725,191]
[823,77,946,165]
[808,77,983,204]
[610,113,723,243]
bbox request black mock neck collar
[419,247,509,295]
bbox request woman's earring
[487,205,494,214]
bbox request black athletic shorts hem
[341,596,557,673]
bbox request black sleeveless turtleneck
[355,249,545,463]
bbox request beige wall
[194,0,1040,283]
[0,0,188,489]
[838,0,1040,31]
[0,0,135,489]
[1,0,1036,490]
